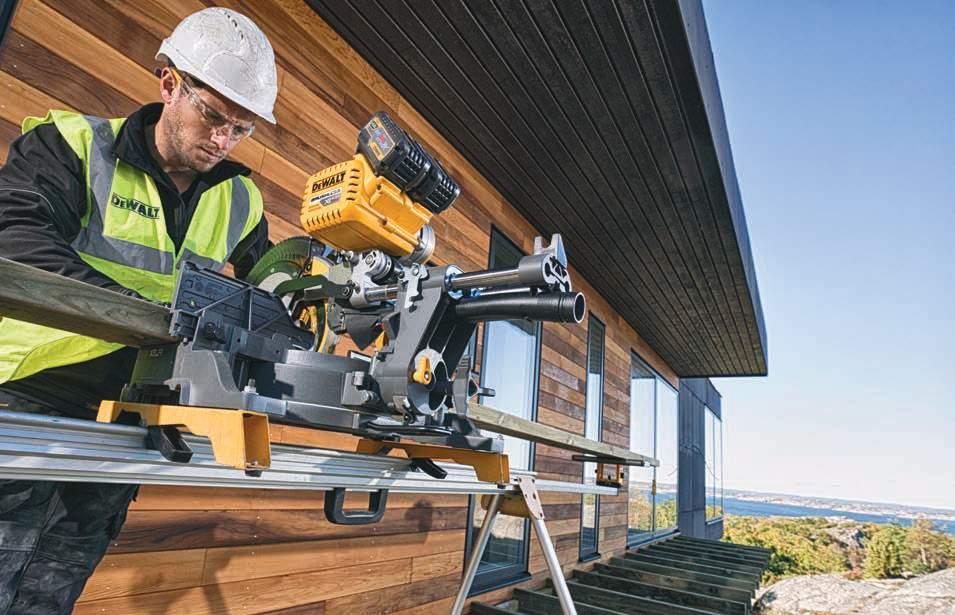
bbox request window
[465,229,541,593]
[628,354,680,544]
[627,357,655,542]
[706,407,724,520]
[580,316,604,560]
[655,383,679,531]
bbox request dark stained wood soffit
[309,0,767,377]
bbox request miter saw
[98,112,585,521]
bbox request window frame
[579,314,605,561]
[463,227,541,595]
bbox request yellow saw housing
[301,153,432,258]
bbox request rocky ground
[756,567,955,614]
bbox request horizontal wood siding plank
[74,559,411,615]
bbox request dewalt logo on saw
[111,194,160,219]
[311,172,346,193]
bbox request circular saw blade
[246,236,336,350]
[246,236,325,291]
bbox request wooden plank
[260,602,326,615]
[411,550,463,583]
[594,562,751,605]
[131,484,465,511]
[272,0,401,111]
[14,0,154,101]
[674,535,772,557]
[0,256,174,346]
[0,68,71,124]
[201,528,462,584]
[391,596,456,615]
[114,506,469,552]
[78,548,206,602]
[656,540,769,565]
[470,604,518,615]
[468,402,656,466]
[574,569,747,615]
[646,544,766,574]
[625,552,759,586]
[608,556,754,594]
[0,30,136,118]
[73,558,410,615]
[564,581,715,615]
[515,588,621,615]
[323,572,460,614]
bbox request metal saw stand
[452,476,577,615]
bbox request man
[0,8,278,613]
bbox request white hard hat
[156,8,278,123]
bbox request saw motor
[301,112,457,263]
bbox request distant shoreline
[723,490,955,522]
[723,496,955,535]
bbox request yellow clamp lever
[412,355,432,385]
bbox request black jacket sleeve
[0,124,127,291]
[229,214,272,281]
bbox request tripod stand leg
[530,514,577,615]
[451,492,503,615]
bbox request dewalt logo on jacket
[111,194,160,219]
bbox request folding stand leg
[530,512,577,614]
[451,492,503,614]
[450,477,578,615]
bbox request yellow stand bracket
[355,439,510,484]
[480,476,544,519]
[97,401,271,472]
[571,453,642,489]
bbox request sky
[701,0,955,510]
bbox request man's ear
[158,67,177,104]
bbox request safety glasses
[172,69,255,143]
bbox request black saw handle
[323,487,389,525]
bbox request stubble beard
[164,107,216,174]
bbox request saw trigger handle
[323,487,389,525]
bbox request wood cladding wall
[0,1,680,612]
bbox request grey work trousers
[0,365,139,614]
[0,479,138,614]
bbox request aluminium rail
[0,410,616,497]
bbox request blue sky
[702,1,955,509]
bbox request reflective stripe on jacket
[0,110,263,383]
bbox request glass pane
[628,357,655,542]
[469,230,539,582]
[580,492,598,555]
[655,383,679,531]
[481,320,537,470]
[705,408,718,520]
[580,317,604,557]
[471,502,527,573]
[716,417,724,517]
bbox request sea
[723,497,955,536]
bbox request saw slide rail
[0,409,608,614]
[0,409,615,497]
